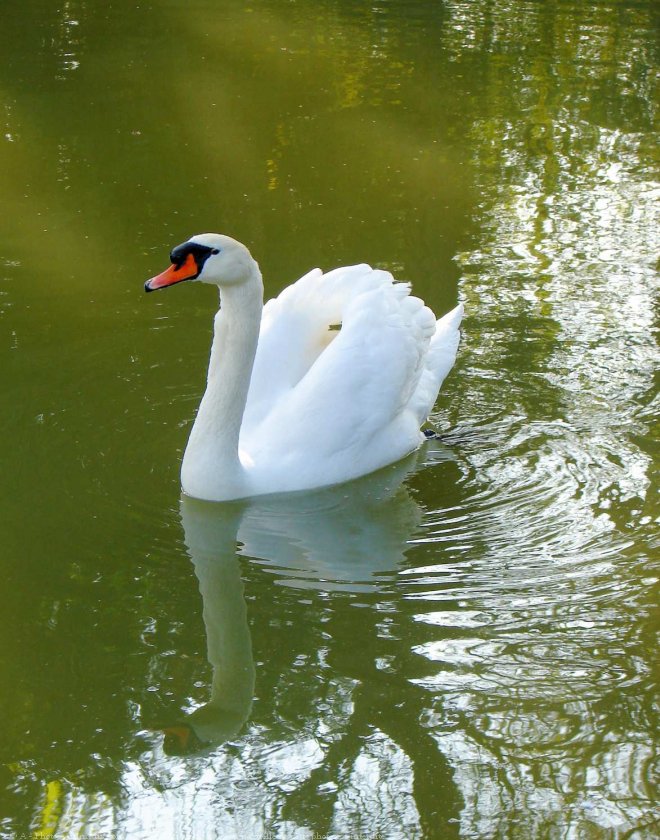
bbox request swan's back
[241,264,462,492]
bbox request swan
[145,233,463,501]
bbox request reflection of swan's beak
[145,253,199,292]
[159,723,208,756]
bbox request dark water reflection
[1,0,658,837]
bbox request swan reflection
[159,500,255,754]
[159,450,439,754]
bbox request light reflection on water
[404,419,655,835]
[416,11,659,824]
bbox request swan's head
[145,234,255,292]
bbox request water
[1,0,657,837]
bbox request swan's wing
[242,264,384,433]
[242,267,323,430]
[242,267,442,482]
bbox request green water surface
[1,0,658,838]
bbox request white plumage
[145,234,463,501]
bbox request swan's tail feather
[409,302,463,426]
[431,302,464,382]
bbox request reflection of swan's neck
[181,497,256,745]
[182,268,263,499]
[190,552,255,740]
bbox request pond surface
[1,0,658,838]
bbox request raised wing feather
[241,265,446,485]
[243,264,383,433]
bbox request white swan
[145,233,463,501]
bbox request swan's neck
[182,266,263,500]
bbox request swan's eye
[170,248,186,268]
[170,241,217,268]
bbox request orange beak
[162,724,193,750]
[145,252,199,292]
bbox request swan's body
[145,234,463,502]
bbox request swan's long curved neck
[181,265,263,499]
